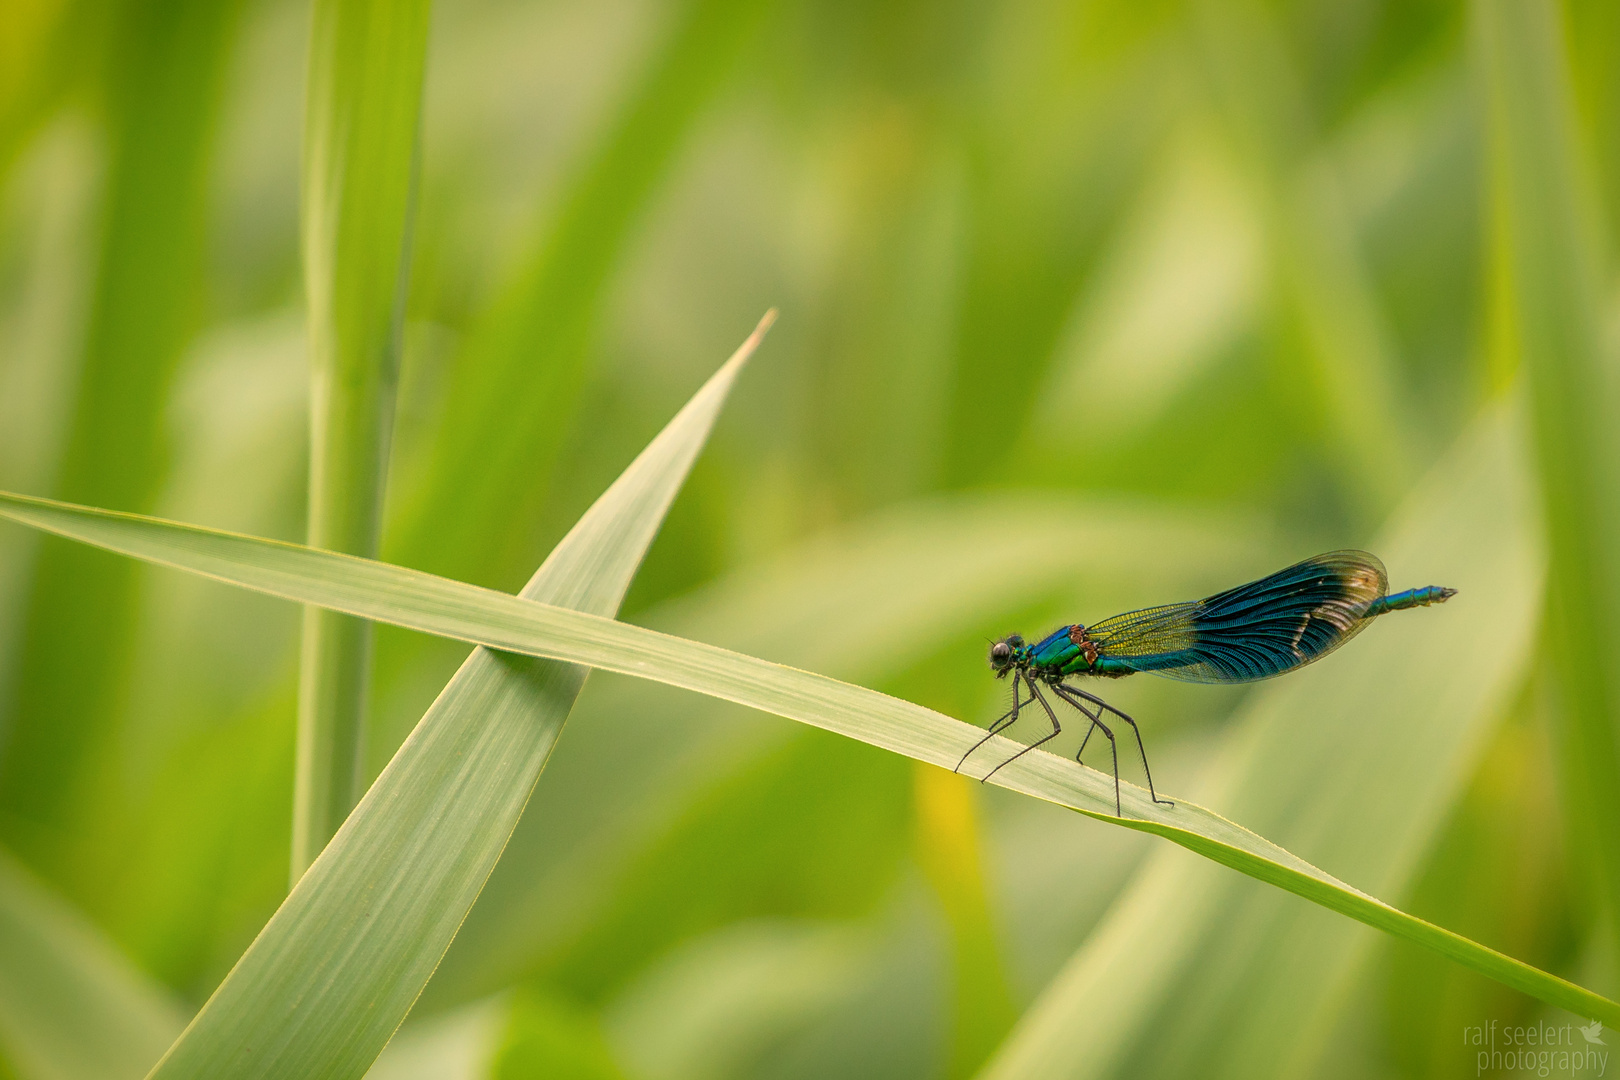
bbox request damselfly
[957,550,1455,815]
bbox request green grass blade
[134,317,768,1078]
[974,404,1539,1079]
[1477,0,1620,971]
[0,424,1608,1028]
[429,495,1263,1008]
[0,846,185,1080]
[294,0,433,880]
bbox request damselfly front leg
[979,681,1064,785]
[955,670,1028,774]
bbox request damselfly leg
[977,680,1066,786]
[954,670,1027,774]
[1047,687,1121,816]
[962,680,1166,816]
[1054,682,1173,808]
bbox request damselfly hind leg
[956,670,1026,774]
[1060,694,1116,813]
[1056,682,1173,809]
[1069,696,1101,766]
[1045,687,1119,815]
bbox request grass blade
[136,316,767,1078]
[0,846,185,1080]
[429,495,1262,1008]
[1477,0,1620,972]
[0,421,1607,1028]
[294,0,433,878]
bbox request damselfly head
[988,636,1023,675]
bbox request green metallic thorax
[1019,624,1135,680]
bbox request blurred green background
[0,0,1614,1076]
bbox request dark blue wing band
[1086,551,1388,683]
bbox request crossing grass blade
[428,495,1263,1008]
[118,316,767,1079]
[0,418,1610,1032]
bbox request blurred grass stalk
[913,765,1017,1079]
[0,0,241,858]
[1477,0,1620,977]
[0,846,184,1080]
[1192,0,1415,519]
[294,0,431,878]
[389,0,773,588]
